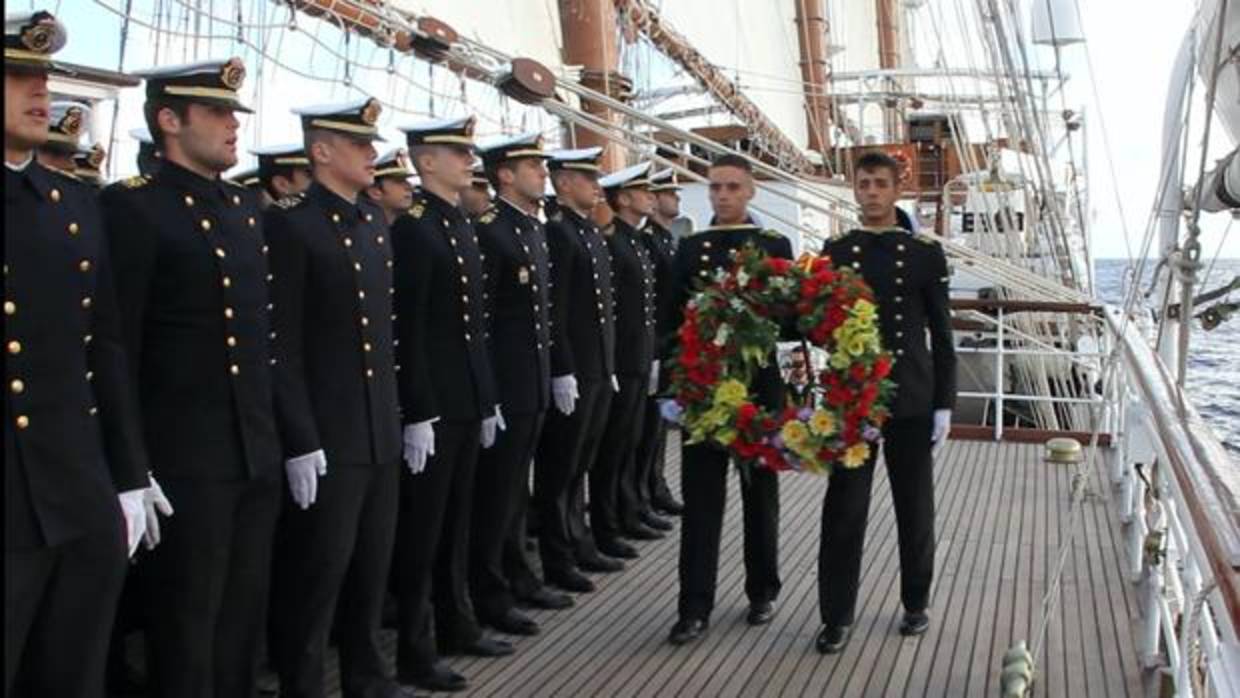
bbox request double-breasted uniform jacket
[544,206,616,383]
[99,161,281,482]
[640,218,679,362]
[822,227,957,418]
[263,183,401,465]
[606,217,657,378]
[474,199,552,417]
[390,189,497,424]
[5,162,150,550]
[673,221,794,411]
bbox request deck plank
[324,436,1146,697]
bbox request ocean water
[1095,258,1240,459]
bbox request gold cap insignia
[21,19,55,53]
[361,98,381,126]
[220,57,246,90]
[59,107,83,136]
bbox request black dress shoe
[546,568,596,593]
[816,625,852,654]
[518,586,574,610]
[620,522,664,540]
[444,635,515,657]
[577,553,625,573]
[597,538,639,559]
[402,662,467,692]
[653,494,684,516]
[747,600,775,626]
[641,510,674,531]
[667,618,709,645]
[486,608,540,636]
[899,610,930,636]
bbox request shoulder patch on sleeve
[477,206,497,225]
[913,232,941,245]
[120,174,150,189]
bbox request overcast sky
[42,0,1238,261]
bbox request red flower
[736,402,758,430]
[873,355,892,379]
[849,363,868,382]
[766,257,792,274]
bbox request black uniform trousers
[641,399,674,506]
[470,411,545,622]
[590,375,647,542]
[395,419,482,677]
[271,462,399,698]
[5,516,126,698]
[677,443,781,621]
[142,476,281,698]
[534,378,611,574]
[818,415,935,627]
[503,493,542,600]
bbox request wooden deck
[332,437,1148,697]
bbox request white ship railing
[1106,306,1239,697]
[943,299,1239,695]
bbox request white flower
[737,270,750,287]
[713,323,731,347]
[730,298,747,312]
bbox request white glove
[403,420,436,475]
[931,409,952,445]
[285,449,327,510]
[142,475,174,550]
[551,374,579,416]
[118,489,147,558]
[481,406,506,449]
[658,398,683,425]
[611,374,620,392]
[648,360,661,396]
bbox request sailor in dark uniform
[634,168,684,519]
[264,97,414,698]
[460,162,492,220]
[668,154,791,645]
[73,142,108,188]
[468,132,572,637]
[364,146,416,225]
[538,146,622,593]
[99,57,282,697]
[815,151,956,653]
[391,116,508,693]
[34,100,88,174]
[592,162,664,559]
[5,12,153,696]
[250,142,312,209]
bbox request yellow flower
[780,420,810,448]
[714,379,748,408]
[847,335,867,356]
[841,442,871,468]
[809,410,837,436]
[852,298,877,322]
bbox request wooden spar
[612,0,816,175]
[558,0,628,171]
[793,0,833,169]
[874,0,903,141]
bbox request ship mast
[793,0,835,172]
[558,0,628,171]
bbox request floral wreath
[668,245,896,475]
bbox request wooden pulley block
[499,57,557,104]
[409,16,457,60]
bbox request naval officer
[815,150,957,653]
[264,97,413,698]
[668,154,790,646]
[99,56,282,697]
[5,11,154,696]
[391,115,509,693]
